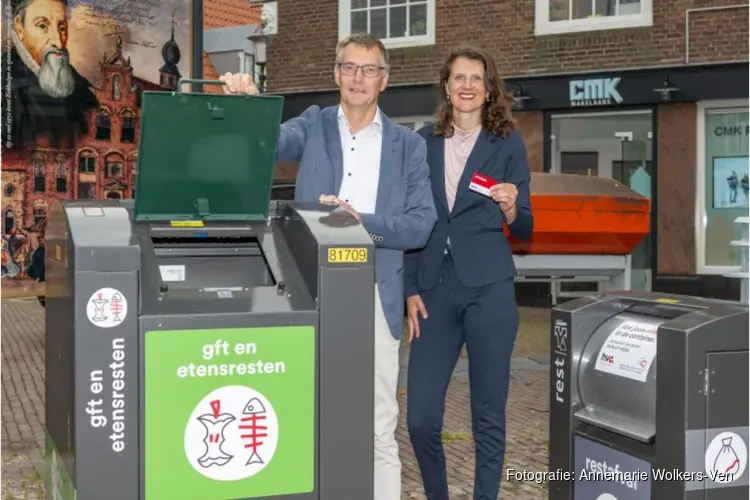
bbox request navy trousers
[407,254,519,500]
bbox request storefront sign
[713,125,750,137]
[570,77,623,107]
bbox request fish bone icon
[241,397,269,466]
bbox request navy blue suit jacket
[404,125,534,297]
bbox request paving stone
[1,298,551,499]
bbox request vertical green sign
[144,326,316,499]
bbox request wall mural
[1,0,195,286]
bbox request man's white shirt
[337,106,383,214]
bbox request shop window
[697,102,749,273]
[96,112,111,140]
[550,111,654,295]
[121,112,136,143]
[78,151,96,174]
[339,0,435,49]
[560,151,598,176]
[535,0,652,36]
[33,154,46,193]
[55,154,68,193]
[106,192,122,199]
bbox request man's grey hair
[335,33,390,69]
[14,0,68,22]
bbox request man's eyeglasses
[336,62,385,78]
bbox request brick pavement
[1,298,550,499]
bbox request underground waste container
[548,291,748,500]
[44,80,376,500]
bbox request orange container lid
[507,173,650,255]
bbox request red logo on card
[470,173,498,189]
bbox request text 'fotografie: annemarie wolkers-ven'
[505,468,737,484]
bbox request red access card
[468,172,499,197]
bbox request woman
[404,46,534,500]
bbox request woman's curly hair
[433,46,516,139]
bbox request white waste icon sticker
[184,385,279,481]
[704,431,748,483]
[86,287,128,328]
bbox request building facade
[265,0,749,301]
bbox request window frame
[695,98,750,275]
[534,0,653,36]
[338,0,436,50]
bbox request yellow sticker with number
[655,297,681,304]
[170,220,204,228]
[327,247,368,263]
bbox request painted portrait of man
[4,0,99,150]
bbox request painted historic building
[1,27,181,233]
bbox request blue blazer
[277,105,438,339]
[404,125,534,297]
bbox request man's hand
[318,194,361,222]
[219,72,259,95]
[406,294,428,341]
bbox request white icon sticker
[86,287,128,328]
[596,494,618,500]
[704,431,748,483]
[185,385,279,481]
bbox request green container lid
[133,79,284,222]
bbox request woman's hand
[489,183,517,211]
[407,294,428,341]
[489,183,518,223]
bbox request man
[221,33,437,500]
[3,0,99,151]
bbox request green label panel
[145,326,316,500]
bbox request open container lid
[133,79,284,222]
